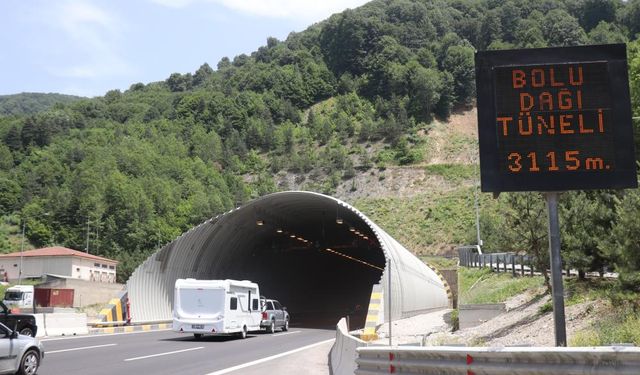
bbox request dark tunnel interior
[210,200,387,330]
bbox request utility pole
[86,217,90,254]
[19,220,25,284]
[474,180,482,247]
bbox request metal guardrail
[356,346,640,374]
[458,247,618,279]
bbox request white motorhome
[172,279,261,339]
[2,285,34,311]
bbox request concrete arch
[126,191,448,327]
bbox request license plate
[192,324,204,329]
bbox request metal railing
[459,248,534,277]
[457,247,617,278]
[356,346,640,374]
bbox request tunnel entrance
[127,191,454,326]
[207,196,386,329]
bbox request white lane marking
[47,343,117,354]
[124,347,204,362]
[41,328,172,342]
[205,338,335,375]
[271,330,300,337]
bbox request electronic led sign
[475,44,637,192]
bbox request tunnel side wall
[340,203,448,322]
[127,217,223,322]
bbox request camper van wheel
[282,319,289,331]
[240,326,247,339]
[268,320,275,333]
[193,334,203,340]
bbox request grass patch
[355,187,484,255]
[459,267,545,304]
[570,306,640,346]
[424,164,476,183]
[422,256,458,270]
[564,278,618,306]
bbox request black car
[0,302,37,337]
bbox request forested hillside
[0,93,83,116]
[1,0,640,283]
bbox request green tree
[406,61,442,122]
[482,193,550,288]
[576,0,617,32]
[602,189,640,291]
[514,18,547,48]
[479,10,503,50]
[620,0,640,39]
[442,45,476,105]
[0,144,13,171]
[560,191,616,279]
[587,21,627,44]
[542,9,588,47]
[0,176,20,213]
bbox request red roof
[0,246,118,264]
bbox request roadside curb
[88,322,171,335]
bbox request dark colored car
[260,298,289,333]
[0,302,37,337]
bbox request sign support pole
[388,256,392,346]
[544,192,567,347]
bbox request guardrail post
[511,256,516,277]
[496,256,500,273]
[520,255,525,276]
[489,254,493,272]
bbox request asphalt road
[38,327,335,375]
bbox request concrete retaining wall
[330,317,368,375]
[34,312,89,337]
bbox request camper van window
[252,299,259,311]
[230,297,238,310]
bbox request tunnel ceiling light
[349,227,355,232]
[323,248,384,271]
[290,234,296,238]
[256,220,264,226]
[336,217,343,224]
[276,228,283,233]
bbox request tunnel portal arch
[126,191,448,328]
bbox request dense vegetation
[1,0,640,283]
[0,93,82,116]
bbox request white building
[0,246,118,283]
